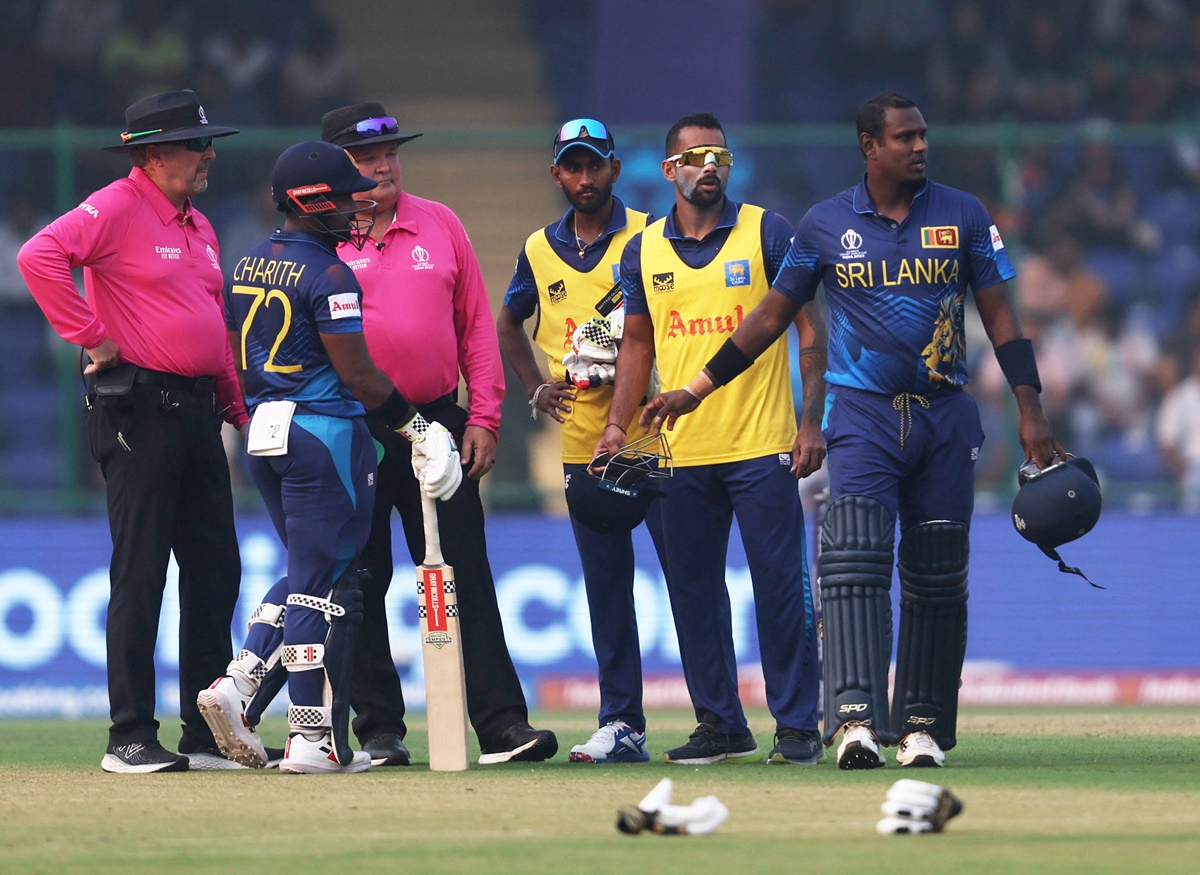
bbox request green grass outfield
[2,709,1198,874]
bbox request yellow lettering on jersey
[836,261,873,288]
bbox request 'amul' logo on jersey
[665,304,744,339]
[651,272,675,293]
[548,279,567,304]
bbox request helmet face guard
[566,433,672,533]
[285,184,376,250]
[1012,455,1103,586]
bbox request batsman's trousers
[246,414,376,707]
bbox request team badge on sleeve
[327,292,361,319]
[920,227,959,249]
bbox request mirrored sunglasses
[556,118,611,144]
[668,146,734,167]
[348,116,400,138]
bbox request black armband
[995,338,1042,393]
[371,387,418,429]
[705,339,756,387]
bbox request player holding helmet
[645,93,1065,770]
[497,118,668,763]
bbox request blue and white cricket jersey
[772,177,1014,395]
[224,229,368,417]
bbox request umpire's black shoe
[478,722,558,764]
[362,732,412,767]
[766,728,825,765]
[101,741,189,774]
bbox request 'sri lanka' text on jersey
[773,178,1015,395]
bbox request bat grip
[421,492,444,567]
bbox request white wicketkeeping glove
[571,316,618,364]
[562,350,616,388]
[397,414,463,501]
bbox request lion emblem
[921,292,965,384]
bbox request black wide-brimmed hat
[104,89,239,152]
[320,102,423,148]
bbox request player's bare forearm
[1014,385,1064,468]
[796,300,827,432]
[731,289,803,360]
[496,307,574,421]
[791,301,827,477]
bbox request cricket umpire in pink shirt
[321,102,557,765]
[18,90,248,773]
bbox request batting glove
[876,779,963,835]
[571,316,618,364]
[562,350,616,389]
[397,414,463,501]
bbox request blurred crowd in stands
[4,0,1200,509]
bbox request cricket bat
[417,492,470,771]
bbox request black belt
[133,367,216,396]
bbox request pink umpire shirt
[18,168,247,427]
[338,191,503,437]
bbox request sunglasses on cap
[556,118,611,144]
[668,146,734,167]
[340,116,401,139]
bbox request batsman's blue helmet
[566,433,672,534]
[1012,456,1102,585]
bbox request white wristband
[529,381,553,420]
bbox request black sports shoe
[101,741,189,774]
[663,720,759,765]
[362,732,412,767]
[478,722,558,764]
[766,728,824,765]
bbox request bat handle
[421,492,444,567]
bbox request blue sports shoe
[568,721,650,763]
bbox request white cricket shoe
[279,732,371,774]
[197,675,268,768]
[896,731,946,768]
[569,721,650,763]
[837,721,886,770]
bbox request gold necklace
[573,215,586,259]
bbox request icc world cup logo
[841,229,863,251]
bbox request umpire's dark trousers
[351,395,528,746]
[85,377,240,748]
